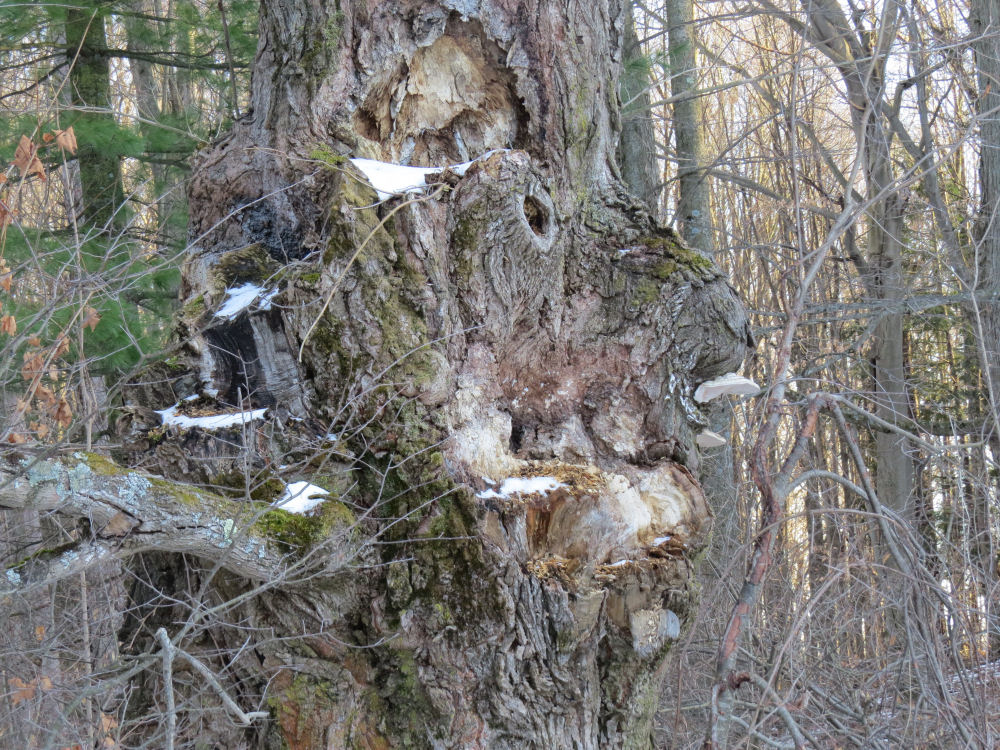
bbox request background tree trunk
[665,0,712,254]
[970,0,1000,657]
[65,3,125,228]
[617,4,662,212]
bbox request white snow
[694,373,760,403]
[349,150,505,200]
[606,559,630,568]
[271,481,329,515]
[696,430,727,448]
[651,536,672,545]
[215,283,279,320]
[156,403,268,430]
[476,476,566,500]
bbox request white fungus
[349,150,505,201]
[693,373,760,403]
[696,430,728,448]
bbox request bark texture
[5,2,752,747]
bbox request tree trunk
[65,3,125,228]
[970,0,1000,657]
[799,0,916,516]
[665,0,712,254]
[617,4,662,212]
[3,1,752,747]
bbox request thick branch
[0,452,341,594]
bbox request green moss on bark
[213,243,280,288]
[254,496,355,554]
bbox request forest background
[0,0,997,747]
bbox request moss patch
[213,243,281,288]
[211,469,285,502]
[254,496,355,554]
[640,233,714,277]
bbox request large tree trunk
[3,2,751,747]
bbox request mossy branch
[0,451,350,595]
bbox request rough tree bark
[2,1,751,747]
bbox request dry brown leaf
[55,127,77,155]
[35,384,56,406]
[100,713,118,732]
[34,625,45,641]
[13,136,45,181]
[27,336,41,347]
[6,433,28,444]
[0,202,10,229]
[0,314,16,336]
[82,306,101,332]
[9,676,35,705]
[54,397,72,427]
[0,174,7,183]
[42,132,54,143]
[54,336,70,357]
[21,351,44,380]
[28,156,45,180]
[30,421,50,439]
[13,135,33,172]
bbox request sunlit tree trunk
[800,0,916,516]
[665,0,712,254]
[970,0,1000,657]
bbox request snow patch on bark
[215,283,279,320]
[477,476,566,499]
[271,482,329,514]
[349,150,506,200]
[156,403,268,430]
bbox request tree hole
[510,421,526,452]
[522,195,548,236]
